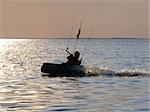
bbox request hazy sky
[0,0,149,38]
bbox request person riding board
[66,49,82,65]
[65,20,82,65]
[73,51,82,65]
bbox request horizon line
[0,37,149,39]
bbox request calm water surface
[0,39,149,112]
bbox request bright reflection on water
[0,39,149,112]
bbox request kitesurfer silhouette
[66,49,81,65]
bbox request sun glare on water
[0,39,15,46]
[0,39,24,53]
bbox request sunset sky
[0,0,149,38]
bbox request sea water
[0,38,149,112]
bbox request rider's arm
[66,49,72,55]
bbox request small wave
[83,66,149,77]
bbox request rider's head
[74,51,80,58]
